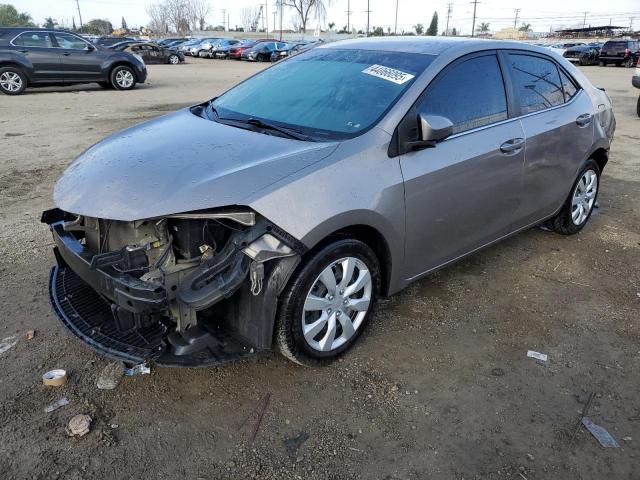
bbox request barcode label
[362,64,415,85]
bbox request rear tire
[110,65,136,90]
[276,239,381,366]
[623,57,635,68]
[545,160,600,235]
[598,61,606,67]
[0,66,27,95]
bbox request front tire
[546,160,600,235]
[276,239,381,366]
[110,65,136,90]
[0,66,27,95]
[168,54,180,64]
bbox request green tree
[43,17,57,29]
[371,26,384,36]
[427,11,438,36]
[81,18,113,35]
[121,16,128,30]
[451,27,457,36]
[0,4,34,27]
[413,23,424,35]
[477,22,490,34]
[519,22,532,32]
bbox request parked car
[547,42,585,56]
[0,27,147,95]
[598,39,640,67]
[228,39,274,59]
[43,38,615,367]
[157,37,189,46]
[203,38,241,58]
[563,45,600,66]
[242,41,288,61]
[177,38,202,54]
[270,41,323,61]
[189,38,220,57]
[95,36,135,47]
[120,43,184,64]
[633,57,640,116]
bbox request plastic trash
[582,417,619,448]
[527,350,548,362]
[44,397,69,413]
[123,362,151,376]
[0,335,18,354]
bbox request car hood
[53,108,338,221]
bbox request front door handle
[62,52,71,56]
[576,113,593,127]
[500,137,525,155]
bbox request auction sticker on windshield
[362,64,415,85]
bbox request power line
[445,3,453,35]
[513,8,521,29]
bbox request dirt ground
[0,57,638,480]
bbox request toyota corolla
[43,38,615,367]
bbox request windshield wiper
[221,116,313,141]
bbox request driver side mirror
[84,44,95,52]
[404,113,454,151]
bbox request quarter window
[13,32,53,48]
[54,32,88,50]
[417,54,508,134]
[559,69,578,102]
[508,54,564,114]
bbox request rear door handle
[500,138,525,155]
[576,113,593,127]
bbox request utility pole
[513,8,520,29]
[365,0,371,36]
[75,0,83,30]
[265,2,268,35]
[345,0,352,34]
[221,9,226,31]
[394,0,399,35]
[273,10,277,33]
[445,3,453,35]
[582,11,588,29]
[279,0,283,41]
[470,0,480,37]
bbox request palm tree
[478,22,490,33]
[414,23,424,35]
[519,22,532,32]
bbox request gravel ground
[0,58,638,480]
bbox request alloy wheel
[115,70,134,88]
[571,169,598,225]
[169,55,179,64]
[0,72,22,92]
[301,257,372,352]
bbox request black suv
[598,39,640,67]
[0,28,147,95]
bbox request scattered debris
[66,414,92,437]
[0,335,18,355]
[25,330,35,340]
[97,362,125,390]
[527,350,548,362]
[582,418,619,448]
[42,369,67,387]
[44,397,69,413]
[284,431,310,457]
[622,436,632,442]
[571,391,596,441]
[123,362,151,376]
[491,367,505,377]
[526,453,534,461]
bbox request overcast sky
[10,0,640,35]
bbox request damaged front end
[42,208,304,366]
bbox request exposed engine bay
[42,208,303,366]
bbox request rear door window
[417,54,508,134]
[54,32,88,50]
[13,32,53,48]
[507,54,564,114]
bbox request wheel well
[591,148,608,173]
[312,225,393,297]
[0,62,28,81]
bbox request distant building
[494,27,530,40]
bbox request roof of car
[317,36,549,56]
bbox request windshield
[212,48,435,140]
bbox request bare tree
[146,1,169,34]
[188,0,211,31]
[161,0,192,34]
[283,0,331,33]
[240,6,259,32]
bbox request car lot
[0,58,639,479]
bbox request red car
[228,39,275,59]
